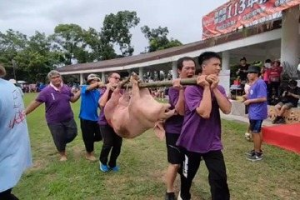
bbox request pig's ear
[154,122,165,141]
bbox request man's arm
[236,68,240,75]
[172,79,185,116]
[86,82,104,91]
[287,91,300,100]
[25,101,42,115]
[194,75,212,119]
[196,85,212,119]
[207,74,231,114]
[244,97,267,105]
[99,85,112,108]
[175,89,185,115]
[213,88,232,114]
[70,90,81,103]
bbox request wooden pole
[98,78,198,89]
[128,78,197,88]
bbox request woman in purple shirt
[25,70,81,161]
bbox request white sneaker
[177,192,182,200]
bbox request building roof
[58,19,282,73]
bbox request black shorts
[80,119,102,141]
[48,119,78,152]
[249,120,263,134]
[165,133,183,164]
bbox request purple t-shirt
[36,85,74,124]
[177,85,226,153]
[164,87,184,134]
[247,79,268,120]
[98,89,113,126]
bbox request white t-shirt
[0,79,32,192]
[244,83,251,95]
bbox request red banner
[202,0,300,40]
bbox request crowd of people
[234,57,300,124]
[0,51,298,200]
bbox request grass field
[13,93,300,200]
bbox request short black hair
[195,68,202,75]
[176,57,196,70]
[288,79,297,87]
[265,59,272,63]
[240,57,247,62]
[198,51,221,67]
[274,60,281,66]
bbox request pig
[104,75,175,139]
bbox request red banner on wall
[202,0,300,40]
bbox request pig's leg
[104,89,122,123]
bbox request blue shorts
[249,120,263,133]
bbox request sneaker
[272,116,280,124]
[110,165,120,172]
[99,162,110,172]
[165,192,175,200]
[276,118,286,124]
[247,153,263,161]
[177,192,183,200]
[245,149,263,156]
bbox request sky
[0,0,228,54]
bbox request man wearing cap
[25,70,81,161]
[79,74,103,161]
[0,64,32,200]
[243,66,268,161]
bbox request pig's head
[158,103,175,121]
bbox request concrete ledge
[229,100,247,118]
[268,106,300,124]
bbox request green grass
[14,93,300,200]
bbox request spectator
[273,79,300,124]
[236,57,250,91]
[261,59,272,100]
[244,66,268,161]
[0,64,32,200]
[268,60,283,99]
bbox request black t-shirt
[237,64,249,81]
[281,87,300,107]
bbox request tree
[0,29,27,65]
[101,11,140,57]
[83,28,116,61]
[0,30,63,82]
[51,24,86,65]
[141,26,182,52]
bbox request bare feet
[59,155,67,161]
[59,151,67,161]
[85,153,97,161]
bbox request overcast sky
[0,0,228,54]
